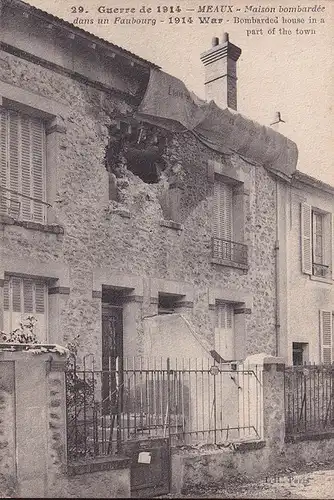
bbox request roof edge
[292,170,334,195]
[7,0,160,70]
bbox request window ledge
[310,274,333,285]
[211,258,248,271]
[0,215,64,234]
[160,219,183,231]
[106,208,131,219]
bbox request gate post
[167,357,172,491]
[0,344,69,498]
[245,353,286,458]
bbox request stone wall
[0,346,131,498]
[0,39,278,363]
[171,355,334,494]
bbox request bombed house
[0,0,300,368]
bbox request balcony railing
[212,237,248,266]
[0,187,50,222]
[313,262,330,279]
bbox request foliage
[0,316,38,344]
[65,334,97,460]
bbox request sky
[27,0,333,184]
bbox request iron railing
[313,262,330,278]
[66,357,263,461]
[212,237,248,266]
[285,364,334,438]
[0,186,50,221]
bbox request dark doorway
[102,288,125,415]
[292,342,309,366]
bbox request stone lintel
[174,301,194,309]
[234,307,252,315]
[49,287,70,295]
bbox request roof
[11,0,160,70]
[292,170,334,195]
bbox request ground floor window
[215,301,234,360]
[3,275,48,342]
[292,342,309,366]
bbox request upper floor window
[212,178,247,267]
[301,203,333,280]
[0,108,46,223]
[3,275,48,342]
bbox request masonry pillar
[245,353,286,465]
[0,345,68,498]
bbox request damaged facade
[1,0,330,369]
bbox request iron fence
[285,364,334,438]
[66,357,263,461]
[212,237,248,266]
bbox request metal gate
[66,357,263,496]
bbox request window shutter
[23,279,33,313]
[11,277,22,313]
[332,214,334,281]
[34,281,46,314]
[8,112,20,207]
[3,278,9,311]
[301,203,312,275]
[214,180,233,240]
[224,183,232,241]
[320,310,332,364]
[0,109,8,215]
[31,117,45,223]
[20,116,33,221]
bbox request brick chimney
[200,33,241,110]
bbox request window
[320,310,333,364]
[301,203,333,279]
[214,302,234,360]
[292,342,309,365]
[212,178,247,266]
[213,179,233,242]
[0,108,46,223]
[158,293,180,315]
[3,276,48,342]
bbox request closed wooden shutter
[21,115,33,220]
[23,279,34,313]
[214,180,233,240]
[301,203,312,275]
[332,214,334,280]
[215,302,234,360]
[0,109,8,214]
[2,276,47,341]
[31,118,45,222]
[320,310,332,364]
[8,112,20,209]
[0,109,45,222]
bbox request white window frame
[301,203,333,280]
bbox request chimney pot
[200,34,241,110]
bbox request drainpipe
[275,180,280,356]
